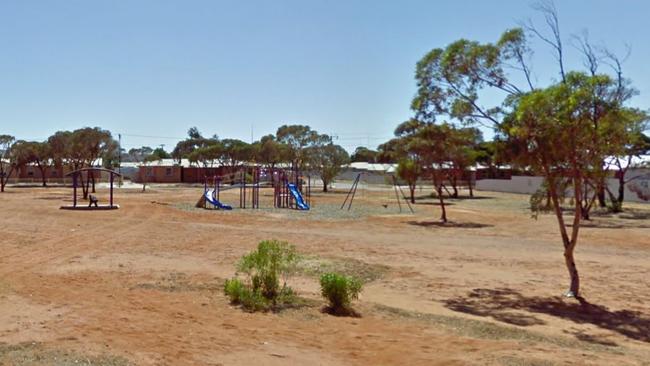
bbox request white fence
[476,170,650,204]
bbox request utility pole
[118,133,122,187]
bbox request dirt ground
[0,184,649,365]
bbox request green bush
[237,239,298,301]
[320,272,362,314]
[224,278,245,303]
[225,240,299,312]
[237,288,268,312]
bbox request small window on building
[28,171,34,176]
[165,168,173,176]
[146,167,153,177]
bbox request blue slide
[287,183,310,210]
[205,189,233,210]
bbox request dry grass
[296,256,390,283]
[0,342,130,366]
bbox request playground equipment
[287,183,309,210]
[272,168,310,210]
[340,172,414,213]
[340,173,361,211]
[60,168,121,210]
[197,165,313,210]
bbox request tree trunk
[437,185,447,223]
[91,172,96,193]
[1,166,14,192]
[409,184,415,204]
[546,173,581,297]
[468,179,474,198]
[564,244,580,296]
[597,185,606,208]
[322,178,328,192]
[451,177,459,198]
[566,175,583,297]
[617,174,625,207]
[37,162,47,187]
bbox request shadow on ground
[444,288,650,344]
[408,220,492,229]
[570,219,650,229]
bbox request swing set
[340,172,413,213]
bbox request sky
[1,0,648,152]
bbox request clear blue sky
[1,0,648,152]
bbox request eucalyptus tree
[396,159,421,203]
[606,130,650,211]
[0,135,16,192]
[276,125,329,170]
[411,1,647,296]
[307,143,349,192]
[499,72,641,297]
[9,140,51,187]
[252,134,289,170]
[350,147,379,163]
[172,127,216,164]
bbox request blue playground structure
[287,183,309,210]
[204,188,233,210]
[198,167,311,212]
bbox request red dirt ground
[0,185,649,365]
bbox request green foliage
[224,278,246,303]
[308,143,349,192]
[225,240,299,312]
[237,240,298,299]
[252,134,289,168]
[276,124,331,169]
[350,147,379,163]
[47,127,117,169]
[320,272,362,314]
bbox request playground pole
[392,176,403,213]
[203,176,208,208]
[110,173,114,207]
[73,173,77,208]
[347,176,360,211]
[341,173,360,209]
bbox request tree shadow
[444,288,650,343]
[568,330,619,347]
[413,194,494,201]
[408,220,493,229]
[447,195,495,201]
[617,210,650,221]
[413,202,456,206]
[570,221,650,230]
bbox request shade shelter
[60,168,121,210]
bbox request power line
[119,133,186,140]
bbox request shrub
[224,278,245,303]
[237,288,268,312]
[225,240,299,312]
[320,272,362,314]
[237,240,298,301]
[225,278,269,312]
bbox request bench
[88,194,99,208]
